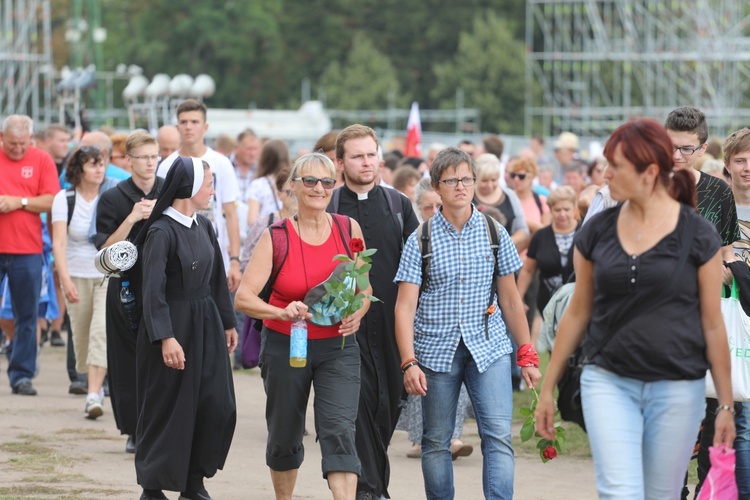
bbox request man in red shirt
[0,115,60,395]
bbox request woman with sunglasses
[473,154,530,251]
[51,146,109,419]
[506,156,551,237]
[235,152,371,499]
[246,139,291,227]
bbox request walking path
[0,345,598,499]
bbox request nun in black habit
[133,156,238,500]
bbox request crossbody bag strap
[585,211,697,361]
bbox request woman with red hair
[535,118,735,498]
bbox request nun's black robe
[135,214,236,492]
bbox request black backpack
[328,185,405,248]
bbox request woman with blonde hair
[236,152,371,499]
[506,156,551,236]
[472,153,529,251]
[517,186,579,317]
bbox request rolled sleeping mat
[94,241,138,275]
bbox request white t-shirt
[248,175,282,223]
[158,147,240,273]
[51,189,104,279]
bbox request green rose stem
[322,247,381,349]
[519,387,566,462]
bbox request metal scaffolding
[0,0,54,127]
[525,0,750,138]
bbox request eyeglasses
[293,176,336,189]
[508,172,528,180]
[437,176,476,188]
[674,144,704,156]
[129,154,161,162]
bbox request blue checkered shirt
[394,206,522,373]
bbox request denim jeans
[0,254,42,388]
[421,341,513,500]
[581,364,705,500]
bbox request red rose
[542,446,557,460]
[349,238,365,253]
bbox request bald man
[157,125,180,162]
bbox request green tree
[101,0,283,108]
[320,34,404,109]
[431,10,527,134]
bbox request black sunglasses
[509,172,528,180]
[293,176,336,189]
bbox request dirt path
[0,345,598,499]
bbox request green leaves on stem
[519,388,565,463]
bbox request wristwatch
[20,197,28,210]
[717,404,736,416]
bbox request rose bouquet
[519,387,565,462]
[322,238,381,346]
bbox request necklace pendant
[191,261,198,271]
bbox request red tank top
[265,218,348,339]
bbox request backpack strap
[532,192,544,217]
[270,219,289,290]
[66,187,76,226]
[330,213,354,258]
[418,218,433,296]
[328,187,342,213]
[481,212,500,340]
[382,187,404,247]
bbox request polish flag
[404,101,422,157]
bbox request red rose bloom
[349,238,365,253]
[542,446,557,460]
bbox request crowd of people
[0,101,748,499]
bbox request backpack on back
[417,212,500,339]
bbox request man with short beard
[328,124,419,499]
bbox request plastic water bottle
[120,280,139,332]
[290,318,308,368]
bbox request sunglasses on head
[509,172,528,180]
[293,176,336,189]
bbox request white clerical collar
[164,206,197,228]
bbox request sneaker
[68,380,88,395]
[84,395,103,419]
[12,381,37,396]
[49,330,65,347]
[39,328,49,346]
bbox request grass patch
[22,473,90,483]
[0,437,82,475]
[55,428,119,442]
[512,353,592,460]
[0,484,129,498]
